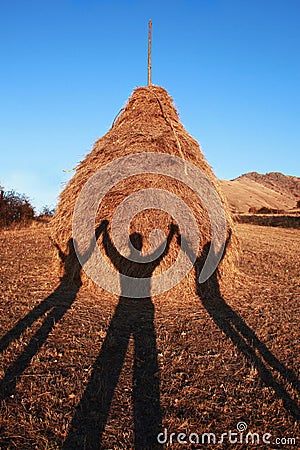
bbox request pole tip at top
[148,19,152,86]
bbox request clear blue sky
[0,0,299,211]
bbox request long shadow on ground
[0,237,84,401]
[1,227,298,450]
[0,281,79,400]
[182,237,300,421]
[62,296,162,450]
[62,221,179,449]
[0,224,110,402]
[0,221,173,449]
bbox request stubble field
[0,223,299,449]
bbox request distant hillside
[220,172,300,214]
[235,172,300,201]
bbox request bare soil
[0,224,299,449]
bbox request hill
[220,171,300,213]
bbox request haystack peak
[113,85,180,129]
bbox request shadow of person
[179,234,300,420]
[63,221,178,450]
[0,231,100,401]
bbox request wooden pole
[148,19,152,86]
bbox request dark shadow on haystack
[0,233,96,401]
[63,221,178,450]
[179,233,300,420]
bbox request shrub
[0,188,35,228]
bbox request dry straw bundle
[51,85,239,297]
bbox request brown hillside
[236,172,300,200]
[220,172,300,214]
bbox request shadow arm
[102,227,127,272]
[150,224,178,265]
[49,236,66,262]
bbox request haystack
[51,85,239,296]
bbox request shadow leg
[0,296,76,400]
[212,314,300,420]
[132,299,162,449]
[63,300,131,450]
[227,310,300,392]
[0,296,54,353]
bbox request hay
[51,85,239,295]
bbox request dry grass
[51,86,238,294]
[0,223,299,449]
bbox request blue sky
[0,0,299,211]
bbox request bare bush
[0,188,35,228]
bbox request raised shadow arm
[149,223,179,265]
[100,220,129,273]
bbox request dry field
[0,223,299,449]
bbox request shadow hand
[95,220,109,239]
[169,223,179,236]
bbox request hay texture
[51,85,239,295]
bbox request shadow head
[130,232,143,252]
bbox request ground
[0,223,299,449]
